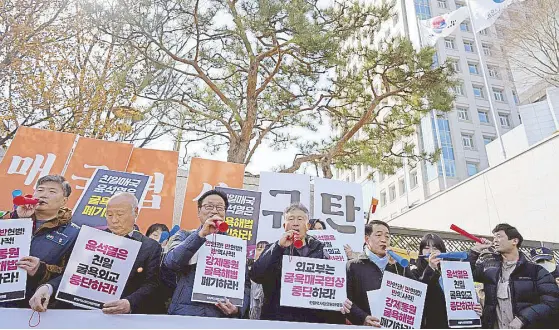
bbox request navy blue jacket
[1,208,80,307]
[469,250,559,328]
[162,229,250,318]
[250,236,344,324]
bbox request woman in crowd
[146,223,170,245]
[310,219,326,230]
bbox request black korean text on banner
[0,219,32,302]
[257,172,311,245]
[441,261,481,328]
[280,256,347,311]
[216,187,262,259]
[313,177,365,252]
[307,230,346,262]
[191,235,247,307]
[370,271,427,329]
[56,226,141,309]
[72,169,151,229]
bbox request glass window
[479,28,489,36]
[448,58,460,71]
[493,88,505,102]
[467,162,478,176]
[410,171,419,189]
[380,190,387,206]
[482,44,492,56]
[457,107,469,121]
[438,0,447,8]
[460,22,470,32]
[499,113,511,127]
[415,0,432,19]
[445,38,456,49]
[453,83,464,96]
[483,136,495,145]
[478,110,490,123]
[455,1,465,8]
[512,90,520,105]
[432,115,457,177]
[389,184,396,202]
[398,177,406,195]
[473,85,485,99]
[468,62,479,74]
[464,40,475,53]
[462,134,474,149]
[488,66,500,78]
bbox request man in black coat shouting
[469,223,559,329]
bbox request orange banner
[0,127,77,210]
[181,158,245,229]
[64,137,134,209]
[126,148,179,233]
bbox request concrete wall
[486,124,530,166]
[387,133,559,243]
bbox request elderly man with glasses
[162,189,249,318]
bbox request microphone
[387,250,409,268]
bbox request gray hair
[284,202,310,217]
[37,175,72,197]
[109,192,139,211]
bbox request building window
[462,133,474,149]
[457,107,469,121]
[455,0,465,8]
[438,0,447,8]
[493,88,506,102]
[512,90,520,105]
[473,85,485,99]
[460,22,470,32]
[466,162,478,176]
[389,184,396,202]
[445,38,456,49]
[488,66,500,78]
[453,83,465,96]
[499,113,511,127]
[464,40,475,53]
[482,44,492,56]
[432,115,457,177]
[478,110,490,124]
[380,190,387,207]
[410,171,418,189]
[483,136,495,145]
[414,0,432,20]
[398,177,406,195]
[468,62,479,75]
[479,28,489,36]
[448,58,460,72]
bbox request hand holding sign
[215,298,239,316]
[364,315,381,328]
[16,256,40,276]
[102,299,131,314]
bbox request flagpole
[465,0,507,161]
[412,1,448,190]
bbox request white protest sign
[0,219,32,302]
[280,255,346,311]
[441,261,481,328]
[192,234,247,307]
[308,229,347,262]
[371,272,427,329]
[257,172,311,244]
[313,177,365,252]
[56,226,141,309]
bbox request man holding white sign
[29,193,162,314]
[250,203,344,324]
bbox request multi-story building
[333,0,522,221]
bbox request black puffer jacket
[250,236,344,324]
[411,260,449,329]
[469,250,559,328]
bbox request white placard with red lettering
[280,255,346,311]
[191,234,247,307]
[308,229,347,262]
[441,261,481,328]
[0,219,32,302]
[371,271,427,329]
[56,226,141,309]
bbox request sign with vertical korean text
[371,272,427,329]
[257,172,311,245]
[313,178,365,252]
[0,219,32,302]
[72,169,151,228]
[307,230,347,262]
[182,158,245,230]
[56,226,141,309]
[126,148,179,233]
[216,187,261,259]
[0,127,76,211]
[192,235,247,307]
[280,256,346,311]
[441,261,481,328]
[64,137,134,209]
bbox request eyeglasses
[201,204,225,212]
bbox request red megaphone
[289,232,304,249]
[213,219,228,232]
[13,195,39,206]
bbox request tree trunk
[227,137,250,164]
